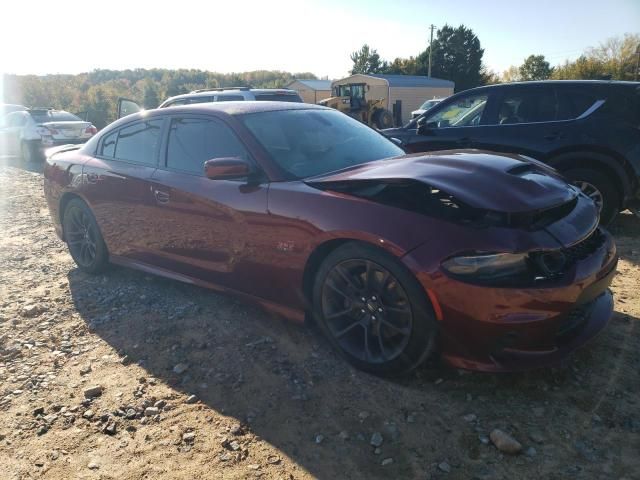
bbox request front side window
[113,119,163,165]
[426,94,489,128]
[241,109,403,179]
[496,88,557,124]
[166,117,250,175]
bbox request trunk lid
[39,121,92,141]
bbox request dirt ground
[1,162,639,480]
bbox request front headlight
[441,252,529,282]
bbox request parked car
[117,87,302,118]
[411,97,444,119]
[0,108,97,162]
[382,81,640,224]
[0,103,26,119]
[44,102,617,375]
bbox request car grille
[531,228,606,279]
[562,228,606,267]
[556,297,596,343]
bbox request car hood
[307,150,577,214]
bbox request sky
[1,0,638,79]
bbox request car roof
[163,88,299,103]
[463,79,639,93]
[103,101,329,131]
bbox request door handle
[154,189,170,204]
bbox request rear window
[254,93,302,102]
[30,111,81,123]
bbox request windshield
[419,99,440,110]
[241,109,404,179]
[30,111,82,123]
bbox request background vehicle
[0,108,97,162]
[318,82,394,129]
[382,81,640,224]
[117,87,302,118]
[0,103,26,119]
[411,98,444,119]
[44,102,616,375]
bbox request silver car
[0,109,97,162]
[411,98,445,119]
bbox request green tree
[519,55,553,80]
[350,44,386,74]
[416,25,485,91]
[142,80,160,108]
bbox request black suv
[382,81,640,223]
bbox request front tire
[63,199,109,273]
[563,168,619,225]
[312,242,437,375]
[373,109,394,129]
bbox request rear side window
[216,95,244,101]
[254,93,302,102]
[599,87,640,125]
[100,119,163,165]
[186,96,215,104]
[165,117,250,175]
[497,88,557,124]
[556,89,599,120]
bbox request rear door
[81,117,165,259]
[147,114,269,292]
[117,98,142,118]
[402,90,497,153]
[473,84,571,159]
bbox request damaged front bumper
[404,227,618,372]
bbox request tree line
[2,69,318,128]
[350,27,639,90]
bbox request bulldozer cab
[320,82,394,129]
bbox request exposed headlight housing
[441,252,529,282]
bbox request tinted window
[241,109,403,179]
[497,88,557,124]
[166,117,250,175]
[30,111,81,123]
[216,95,244,101]
[254,93,302,102]
[166,99,187,107]
[556,89,598,120]
[186,96,215,104]
[426,93,488,128]
[114,119,163,165]
[100,130,117,157]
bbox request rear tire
[563,168,619,225]
[63,199,109,273]
[312,242,437,375]
[21,141,42,164]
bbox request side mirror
[204,157,253,180]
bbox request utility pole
[428,24,436,77]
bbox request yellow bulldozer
[318,83,394,129]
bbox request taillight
[36,126,58,136]
[85,125,98,135]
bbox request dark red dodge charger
[44,102,617,374]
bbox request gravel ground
[1,163,639,480]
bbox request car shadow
[65,262,640,479]
[609,211,640,266]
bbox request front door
[147,115,269,293]
[404,91,496,154]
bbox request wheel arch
[546,149,632,207]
